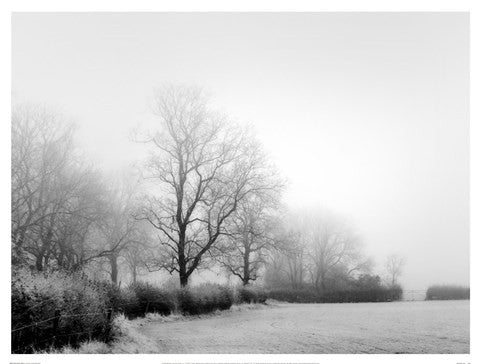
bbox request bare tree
[304,211,371,293]
[100,188,136,285]
[137,85,280,286]
[122,234,154,284]
[385,254,405,287]
[263,225,307,289]
[282,233,307,289]
[215,191,282,285]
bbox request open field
[137,300,469,354]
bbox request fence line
[12,306,114,353]
[16,327,102,353]
[12,298,171,334]
[12,310,110,333]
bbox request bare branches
[214,190,283,285]
[11,104,104,270]
[138,85,282,286]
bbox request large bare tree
[138,85,278,286]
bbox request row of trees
[11,104,150,284]
[263,212,405,293]
[11,85,404,290]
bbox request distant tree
[304,211,371,293]
[120,224,155,285]
[282,233,307,289]
[264,228,307,290]
[137,85,281,286]
[100,181,139,285]
[385,254,405,288]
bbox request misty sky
[12,13,469,290]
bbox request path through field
[137,300,469,354]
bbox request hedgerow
[426,285,469,300]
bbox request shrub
[11,269,112,354]
[426,285,470,300]
[129,282,176,317]
[236,285,267,304]
[178,283,234,315]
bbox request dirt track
[137,300,469,354]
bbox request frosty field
[138,300,469,354]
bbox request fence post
[104,308,113,340]
[107,308,113,321]
[52,309,60,346]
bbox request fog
[12,12,469,290]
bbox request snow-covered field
[137,300,469,354]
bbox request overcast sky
[12,13,469,290]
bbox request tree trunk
[35,254,43,271]
[320,273,326,293]
[242,247,250,286]
[180,273,189,287]
[131,266,137,285]
[177,223,190,287]
[110,254,119,286]
[178,248,189,287]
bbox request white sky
[12,13,469,290]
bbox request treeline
[11,104,151,283]
[11,87,284,288]
[426,285,470,301]
[11,86,405,292]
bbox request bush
[11,269,112,354]
[426,285,469,300]
[178,283,234,315]
[235,286,267,304]
[129,282,176,317]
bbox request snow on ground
[137,300,469,354]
